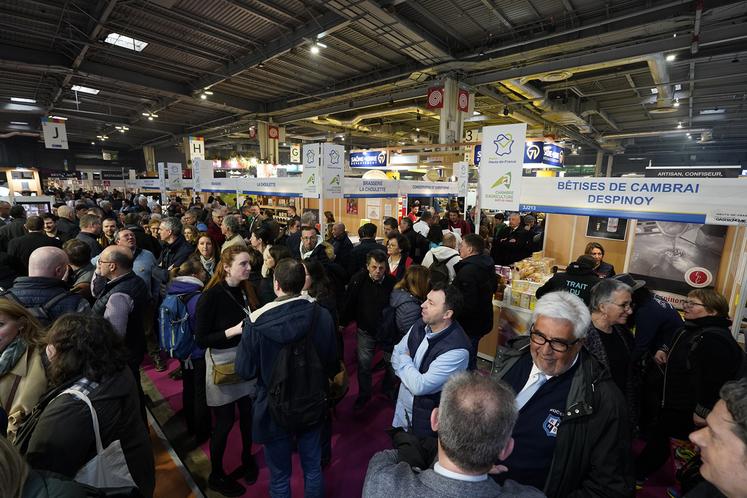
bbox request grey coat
[363,449,545,498]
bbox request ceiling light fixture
[677,122,683,129]
[10,121,28,125]
[473,111,481,116]
[666,54,676,62]
[10,97,36,104]
[673,99,680,107]
[415,127,420,132]
[48,115,67,120]
[105,32,148,52]
[310,44,320,55]
[502,106,510,116]
[71,85,100,95]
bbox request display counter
[477,300,533,366]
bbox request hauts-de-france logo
[493,133,514,156]
[490,171,512,190]
[305,149,315,164]
[328,149,340,164]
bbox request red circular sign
[685,267,712,288]
[428,89,443,107]
[268,126,279,139]
[458,93,468,109]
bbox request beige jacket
[0,346,48,441]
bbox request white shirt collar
[433,461,487,482]
[530,353,580,382]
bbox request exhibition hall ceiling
[1,0,746,172]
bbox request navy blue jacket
[7,276,90,320]
[236,296,339,442]
[406,319,471,437]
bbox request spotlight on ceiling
[502,106,510,116]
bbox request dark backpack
[158,291,201,359]
[1,290,72,326]
[375,305,399,351]
[411,232,430,264]
[429,253,458,285]
[267,305,328,433]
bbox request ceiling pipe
[581,109,620,131]
[600,128,710,140]
[0,132,40,139]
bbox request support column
[438,78,465,146]
[606,154,614,177]
[594,150,604,177]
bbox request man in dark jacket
[7,216,62,274]
[491,291,633,498]
[54,205,80,241]
[236,258,338,498]
[75,213,103,258]
[0,204,27,252]
[92,245,151,419]
[535,254,601,305]
[157,217,193,273]
[328,223,354,273]
[348,223,386,276]
[5,246,91,320]
[452,234,498,369]
[399,217,428,264]
[494,213,530,265]
[342,250,395,410]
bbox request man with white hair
[491,291,633,498]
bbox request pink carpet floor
[145,324,395,497]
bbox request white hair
[532,291,591,339]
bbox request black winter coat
[452,254,497,337]
[0,218,27,252]
[348,238,386,276]
[492,337,634,498]
[7,232,62,274]
[494,225,530,265]
[535,262,601,305]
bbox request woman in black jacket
[635,288,741,483]
[196,245,260,497]
[16,314,155,497]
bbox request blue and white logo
[350,150,387,168]
[543,413,561,437]
[474,144,482,165]
[328,149,340,164]
[493,133,514,156]
[305,149,315,164]
[524,141,543,163]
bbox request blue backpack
[159,291,200,360]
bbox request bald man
[329,222,354,272]
[92,245,151,419]
[3,246,90,322]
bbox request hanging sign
[523,141,544,165]
[458,89,469,112]
[645,165,742,178]
[518,177,747,225]
[188,136,204,160]
[192,158,213,192]
[302,143,320,198]
[322,143,343,199]
[41,117,68,149]
[399,180,458,197]
[455,161,469,197]
[350,150,387,168]
[201,178,235,193]
[237,177,303,197]
[268,125,279,140]
[542,143,565,168]
[426,87,444,109]
[166,163,183,190]
[479,123,527,211]
[248,126,257,139]
[343,178,399,198]
[290,143,301,163]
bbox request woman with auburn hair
[194,233,219,277]
[636,288,742,486]
[0,298,46,442]
[15,313,155,497]
[195,245,260,497]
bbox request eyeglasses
[609,301,634,311]
[529,327,580,353]
[683,300,705,308]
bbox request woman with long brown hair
[195,245,260,496]
[0,299,46,442]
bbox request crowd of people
[0,188,744,498]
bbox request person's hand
[654,350,668,365]
[225,322,243,338]
[693,413,707,427]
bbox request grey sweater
[363,450,546,498]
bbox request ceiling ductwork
[647,54,676,113]
[0,131,40,139]
[600,128,711,141]
[307,106,440,133]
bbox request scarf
[0,336,28,376]
[200,255,216,276]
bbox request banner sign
[343,178,399,198]
[188,136,204,161]
[473,144,482,166]
[455,161,469,197]
[48,171,80,179]
[523,141,544,164]
[350,150,387,168]
[237,177,302,197]
[41,117,68,149]
[644,165,741,178]
[479,123,527,211]
[166,163,183,190]
[133,178,163,191]
[399,180,458,197]
[201,178,235,193]
[290,143,301,163]
[518,177,747,225]
[542,143,564,168]
[302,143,320,198]
[426,87,444,109]
[322,143,343,199]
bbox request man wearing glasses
[491,291,633,498]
